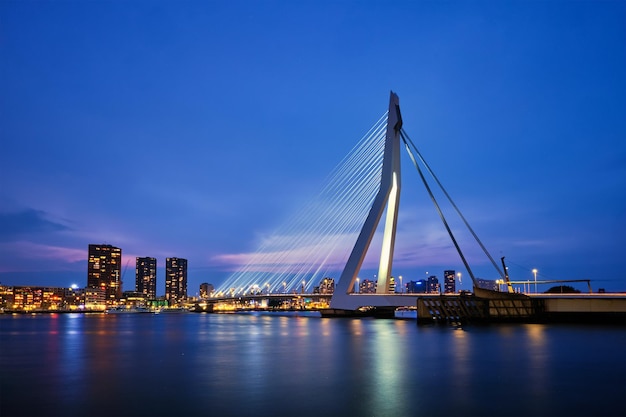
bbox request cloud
[0,241,85,273]
[0,209,71,241]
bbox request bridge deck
[416,291,626,324]
[203,292,626,324]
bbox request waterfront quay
[198,290,626,324]
[196,293,331,313]
[3,283,625,325]
[415,289,626,325]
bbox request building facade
[199,282,214,298]
[359,279,377,294]
[406,280,427,293]
[427,276,440,294]
[444,270,456,294]
[136,257,157,299]
[84,286,106,310]
[0,285,85,311]
[317,277,335,294]
[87,244,122,306]
[165,257,187,306]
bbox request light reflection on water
[1,313,624,417]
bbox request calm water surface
[1,312,625,417]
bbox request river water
[1,312,624,417]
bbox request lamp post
[356,277,360,294]
[399,275,403,293]
[532,269,538,294]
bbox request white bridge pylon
[330,91,414,310]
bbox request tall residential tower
[87,244,122,306]
[444,270,456,294]
[136,257,157,299]
[165,258,187,306]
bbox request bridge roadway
[206,293,331,303]
[200,291,626,323]
[205,292,434,307]
[205,292,626,307]
[201,293,427,314]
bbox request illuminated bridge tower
[330,91,403,311]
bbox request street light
[532,269,538,294]
[356,277,360,294]
[399,275,403,294]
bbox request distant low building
[85,286,106,310]
[65,287,85,309]
[318,277,335,294]
[360,279,376,294]
[200,283,214,298]
[476,278,498,291]
[0,285,85,311]
[406,280,427,294]
[121,291,147,307]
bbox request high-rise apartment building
[165,257,187,306]
[444,270,456,294]
[136,257,157,299]
[87,244,122,306]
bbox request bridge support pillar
[330,91,403,311]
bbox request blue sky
[1,0,624,295]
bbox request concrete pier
[416,288,626,325]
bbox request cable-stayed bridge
[208,92,626,321]
[212,92,507,312]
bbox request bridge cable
[399,131,479,287]
[216,113,388,295]
[400,129,504,278]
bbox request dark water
[1,312,625,417]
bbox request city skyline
[1,1,625,293]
